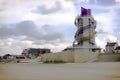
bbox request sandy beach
[0,62,120,80]
[0,64,7,80]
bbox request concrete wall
[42,51,74,63]
[42,50,99,63]
[74,50,99,63]
[95,53,120,62]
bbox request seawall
[42,50,99,63]
[42,51,120,63]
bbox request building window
[92,49,96,52]
[78,18,83,27]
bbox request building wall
[42,50,99,63]
[115,50,120,53]
[74,15,96,47]
[83,17,96,47]
[42,51,74,63]
[106,46,115,53]
[74,50,99,63]
[105,43,118,53]
[22,48,51,59]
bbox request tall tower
[73,7,97,49]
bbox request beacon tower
[73,7,100,52]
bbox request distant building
[105,42,118,53]
[2,54,24,59]
[115,46,120,53]
[22,48,51,59]
[3,54,11,59]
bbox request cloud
[33,1,62,14]
[96,34,117,49]
[0,20,73,55]
[0,46,22,56]
[94,8,119,49]
[95,0,116,6]
[32,0,75,15]
[116,0,120,2]
[0,20,64,41]
[0,0,40,24]
[0,24,16,38]
[66,0,89,3]
[0,0,120,55]
[106,35,117,42]
[95,10,117,34]
[95,37,106,49]
[0,36,72,55]
[0,40,4,47]
[0,0,75,26]
[118,32,120,35]
[0,38,22,55]
[97,28,110,34]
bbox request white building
[115,46,120,53]
[105,42,120,53]
[105,42,117,53]
[71,7,101,53]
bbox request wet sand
[1,62,120,80]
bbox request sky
[0,0,120,55]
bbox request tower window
[92,49,96,52]
[78,18,83,26]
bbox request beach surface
[0,62,120,80]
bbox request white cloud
[0,0,76,26]
[93,5,119,49]
[106,35,117,42]
[0,38,22,56]
[96,34,117,49]
[95,37,106,49]
[116,0,120,2]
[95,10,117,33]
[118,32,120,35]
[67,0,89,3]
[21,40,33,47]
[0,37,72,56]
[0,20,73,55]
[0,40,4,47]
